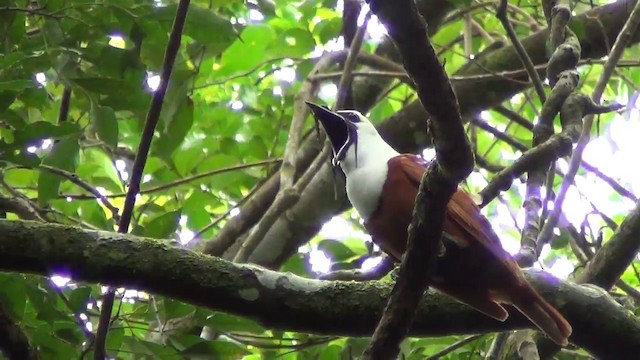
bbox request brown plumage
[365,154,572,346]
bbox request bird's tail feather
[510,285,572,346]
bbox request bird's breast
[344,165,388,220]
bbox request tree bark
[1,220,639,358]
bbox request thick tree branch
[0,220,639,358]
[516,0,580,268]
[362,0,472,357]
[0,195,45,221]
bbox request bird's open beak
[305,101,351,162]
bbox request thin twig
[61,159,281,199]
[496,0,546,104]
[425,334,484,359]
[93,0,191,358]
[37,164,120,221]
[193,57,295,90]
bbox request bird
[305,101,572,346]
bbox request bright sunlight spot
[308,248,332,273]
[230,207,240,217]
[142,174,152,183]
[273,85,283,96]
[422,148,436,160]
[51,275,71,287]
[365,16,388,42]
[146,72,161,91]
[41,138,52,150]
[96,187,107,196]
[179,228,195,245]
[319,83,338,99]
[248,9,264,22]
[319,216,352,240]
[547,256,575,279]
[108,34,126,49]
[231,100,244,110]
[27,146,38,153]
[115,159,127,172]
[361,256,383,271]
[325,36,345,52]
[274,67,296,83]
[35,72,46,85]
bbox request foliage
[0,0,638,358]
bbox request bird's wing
[394,154,509,257]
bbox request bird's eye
[345,112,360,123]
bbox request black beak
[305,101,352,164]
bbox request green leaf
[215,25,276,76]
[280,254,312,277]
[318,239,356,262]
[80,148,124,193]
[142,209,182,239]
[314,17,341,44]
[183,191,218,230]
[341,236,369,256]
[38,136,80,205]
[151,4,237,45]
[268,28,315,57]
[72,77,142,96]
[319,344,342,360]
[204,313,264,333]
[162,298,195,320]
[107,320,125,353]
[67,286,92,313]
[79,201,111,229]
[0,79,35,92]
[155,96,194,162]
[0,274,27,319]
[1,150,41,167]
[91,104,119,148]
[53,322,83,344]
[0,121,80,151]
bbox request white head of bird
[306,102,399,219]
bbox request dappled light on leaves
[0,0,639,358]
